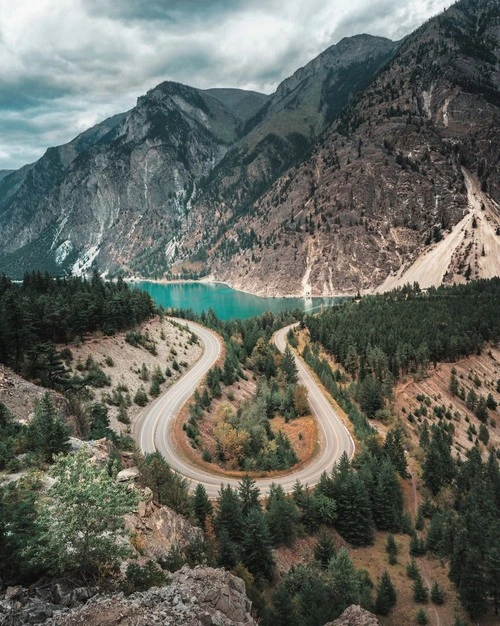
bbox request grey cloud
[0,0,451,170]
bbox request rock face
[37,567,256,626]
[0,36,395,281]
[0,365,68,422]
[207,0,500,295]
[325,605,381,626]
[0,0,499,295]
[125,496,203,562]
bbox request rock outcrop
[325,605,381,626]
[33,567,256,626]
[0,365,68,422]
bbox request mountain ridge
[1,0,499,296]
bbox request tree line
[0,271,155,373]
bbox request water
[133,281,344,320]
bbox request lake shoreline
[125,276,354,301]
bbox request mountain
[191,35,397,227]
[203,0,500,295]
[1,0,499,294]
[0,35,396,279]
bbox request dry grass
[61,316,202,435]
[394,346,500,460]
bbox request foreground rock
[39,566,256,626]
[325,605,381,626]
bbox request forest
[174,308,307,472]
[0,271,155,373]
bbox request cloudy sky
[0,0,451,170]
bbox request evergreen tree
[419,421,430,449]
[329,547,361,613]
[430,582,444,605]
[238,475,261,518]
[384,427,408,477]
[413,575,429,603]
[458,547,488,618]
[422,426,454,495]
[88,402,113,440]
[192,483,212,528]
[266,485,298,547]
[271,584,300,626]
[27,393,70,462]
[416,608,429,625]
[216,485,243,543]
[280,345,298,384]
[406,558,420,580]
[486,543,500,616]
[139,453,190,515]
[314,529,335,569]
[415,506,424,531]
[374,570,397,615]
[334,472,374,546]
[385,534,398,564]
[372,459,403,532]
[217,527,238,569]
[358,375,384,418]
[410,532,426,557]
[241,508,274,581]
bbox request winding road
[135,320,355,496]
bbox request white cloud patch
[0,0,452,169]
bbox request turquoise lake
[134,281,344,320]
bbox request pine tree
[419,421,430,449]
[422,427,454,495]
[280,345,298,384]
[329,547,361,612]
[384,427,408,477]
[413,575,429,603]
[217,526,238,569]
[416,608,429,625]
[238,475,261,518]
[89,402,112,440]
[192,484,212,528]
[406,558,420,580]
[431,582,444,605]
[385,534,398,564]
[374,570,397,615]
[372,459,403,532]
[28,393,70,462]
[139,453,190,515]
[216,485,243,543]
[486,544,500,616]
[267,487,298,547]
[271,584,300,626]
[241,508,274,581]
[410,532,426,557]
[459,547,489,618]
[314,529,335,569]
[415,506,424,531]
[334,472,374,546]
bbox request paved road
[136,320,355,497]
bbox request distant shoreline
[125,276,351,301]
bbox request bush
[123,560,167,594]
[134,387,149,407]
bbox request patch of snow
[54,240,74,265]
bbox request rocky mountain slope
[0,36,395,280]
[206,0,500,295]
[0,0,499,296]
